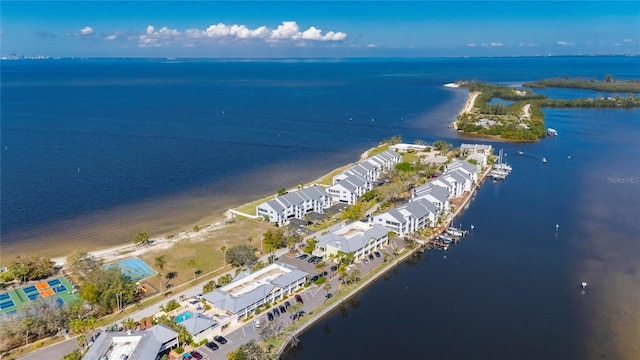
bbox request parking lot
[187,240,404,359]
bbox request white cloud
[270,21,302,40]
[139,25,181,47]
[557,41,574,46]
[367,44,376,48]
[79,26,94,36]
[467,43,476,47]
[490,42,503,47]
[623,38,633,43]
[142,20,346,47]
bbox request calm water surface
[1,57,639,358]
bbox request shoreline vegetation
[451,77,640,141]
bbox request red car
[295,294,303,304]
[189,351,203,360]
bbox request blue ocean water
[2,57,637,250]
[2,56,639,358]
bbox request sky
[1,1,639,58]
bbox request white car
[254,320,261,328]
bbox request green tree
[63,350,83,360]
[217,274,233,286]
[323,282,333,302]
[433,140,452,152]
[277,188,287,196]
[221,246,227,266]
[395,162,414,173]
[187,259,196,280]
[8,256,55,284]
[122,317,138,331]
[202,280,217,293]
[226,245,258,267]
[262,228,286,253]
[66,251,102,280]
[154,255,166,274]
[302,238,317,254]
[133,232,149,246]
[390,134,402,144]
[360,189,377,202]
[341,203,364,222]
[76,334,86,348]
[79,283,99,304]
[154,255,167,293]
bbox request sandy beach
[0,158,337,265]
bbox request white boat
[581,282,587,289]
[547,128,558,136]
[446,228,464,237]
[518,150,524,155]
[542,157,547,163]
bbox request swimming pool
[174,311,195,324]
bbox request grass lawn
[234,195,277,218]
[367,143,390,157]
[140,219,275,291]
[401,152,420,164]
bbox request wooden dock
[427,238,450,250]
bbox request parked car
[299,254,309,260]
[254,319,261,328]
[273,307,280,316]
[267,312,274,321]
[291,310,306,320]
[330,265,338,272]
[374,251,381,258]
[279,305,287,313]
[190,351,204,360]
[363,258,369,264]
[284,301,291,309]
[307,256,318,263]
[295,294,304,304]
[325,293,333,299]
[206,342,219,350]
[368,253,374,260]
[214,335,228,344]
[310,275,319,282]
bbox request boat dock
[427,238,450,250]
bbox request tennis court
[106,257,157,282]
[0,276,79,315]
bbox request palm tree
[86,316,96,340]
[76,334,86,349]
[154,255,166,293]
[122,317,138,331]
[220,246,227,267]
[323,282,332,302]
[156,273,164,294]
[154,255,166,274]
[187,259,196,280]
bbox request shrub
[313,276,327,285]
[174,347,184,354]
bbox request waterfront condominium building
[202,263,308,322]
[256,185,331,226]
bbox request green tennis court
[0,276,79,315]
